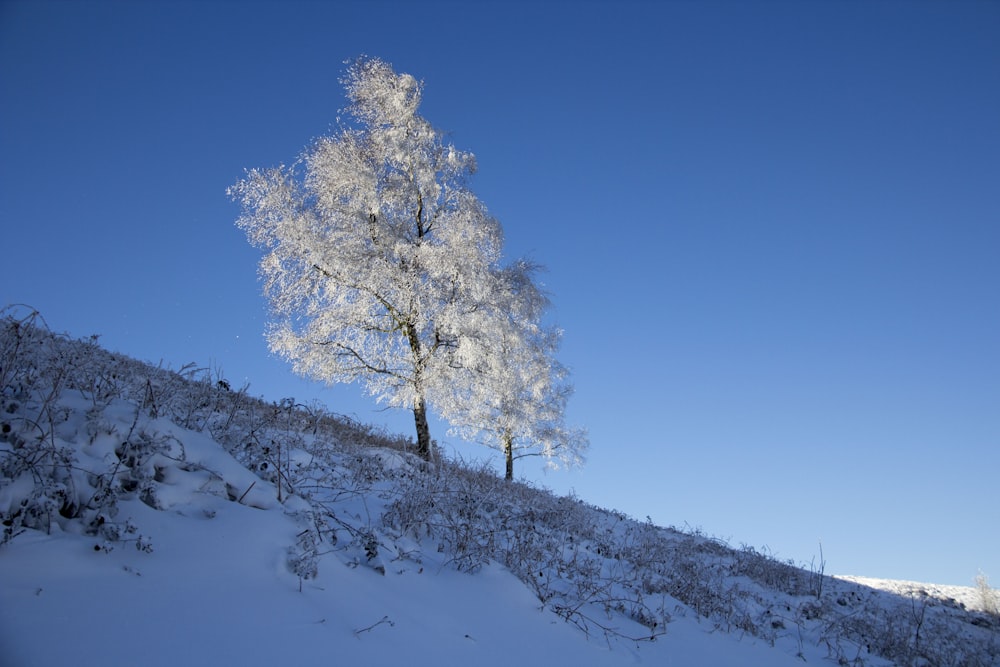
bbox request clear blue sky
[2,0,997,587]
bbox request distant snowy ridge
[2,309,998,666]
[835,575,998,616]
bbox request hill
[1,308,997,666]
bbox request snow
[835,575,997,616]
[1,320,998,666]
[1,471,802,667]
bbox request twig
[237,481,256,504]
[354,615,394,637]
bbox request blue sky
[2,0,997,587]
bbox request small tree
[440,260,587,479]
[230,57,507,460]
[976,571,999,616]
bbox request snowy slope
[834,575,998,617]
[0,406,802,667]
[1,313,998,666]
[0,479,806,667]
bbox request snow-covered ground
[835,575,998,617]
[0,479,806,667]
[2,314,998,666]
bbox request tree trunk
[403,320,432,461]
[413,395,432,461]
[503,431,514,481]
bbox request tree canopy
[231,57,585,472]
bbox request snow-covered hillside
[835,576,1000,619]
[2,309,997,666]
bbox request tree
[439,260,588,479]
[229,57,505,460]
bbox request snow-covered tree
[229,57,506,460]
[440,260,588,479]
